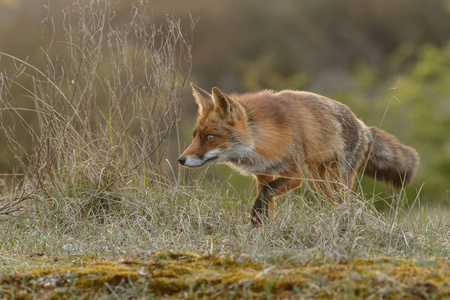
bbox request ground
[1,251,449,299]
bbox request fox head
[178,83,252,168]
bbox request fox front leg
[251,175,274,225]
[251,174,302,226]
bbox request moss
[0,252,449,299]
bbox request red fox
[178,83,420,225]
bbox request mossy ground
[1,251,448,299]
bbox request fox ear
[191,82,213,114]
[212,87,242,121]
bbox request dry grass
[0,1,449,299]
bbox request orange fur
[178,83,420,225]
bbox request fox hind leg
[311,163,337,203]
[311,160,357,203]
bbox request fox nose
[178,156,186,165]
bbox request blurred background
[0,0,449,204]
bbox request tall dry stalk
[0,0,193,207]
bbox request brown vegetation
[1,252,449,299]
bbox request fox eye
[204,134,214,142]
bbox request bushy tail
[364,127,420,189]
